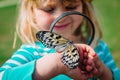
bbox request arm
[32,43,101,80]
[93,54,113,80]
[32,53,69,80]
[0,45,37,80]
[0,43,81,80]
[0,43,76,80]
[94,40,120,80]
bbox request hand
[92,55,113,80]
[66,56,107,80]
[74,44,112,80]
[64,44,98,80]
[75,44,96,72]
[66,67,94,80]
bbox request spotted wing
[36,31,80,69]
[36,31,68,52]
[61,42,80,69]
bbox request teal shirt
[0,40,120,80]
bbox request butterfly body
[36,31,80,69]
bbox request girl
[0,0,120,80]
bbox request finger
[79,64,86,71]
[76,46,84,62]
[83,51,88,59]
[84,45,96,58]
[86,65,93,72]
[86,58,96,72]
[92,68,98,74]
[87,58,93,65]
[74,44,87,51]
[93,55,101,68]
[83,58,88,65]
[74,44,96,58]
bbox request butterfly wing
[61,42,80,69]
[36,31,68,52]
[36,31,80,69]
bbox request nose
[54,8,67,19]
[54,9,68,23]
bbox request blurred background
[0,0,120,68]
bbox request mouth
[54,23,70,30]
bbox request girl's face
[33,0,83,41]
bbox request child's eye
[66,6,78,11]
[42,7,55,13]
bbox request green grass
[0,5,21,65]
[0,0,120,68]
[93,0,120,68]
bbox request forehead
[34,0,81,7]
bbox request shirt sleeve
[0,45,37,80]
[95,40,120,80]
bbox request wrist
[98,64,113,80]
[33,53,67,80]
[55,53,70,74]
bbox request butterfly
[36,31,80,69]
[36,11,95,69]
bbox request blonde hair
[14,0,102,48]
[82,0,102,47]
[15,0,37,46]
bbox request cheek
[34,9,54,30]
[73,15,83,28]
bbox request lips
[54,23,70,30]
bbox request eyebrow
[38,0,57,8]
[37,0,81,8]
